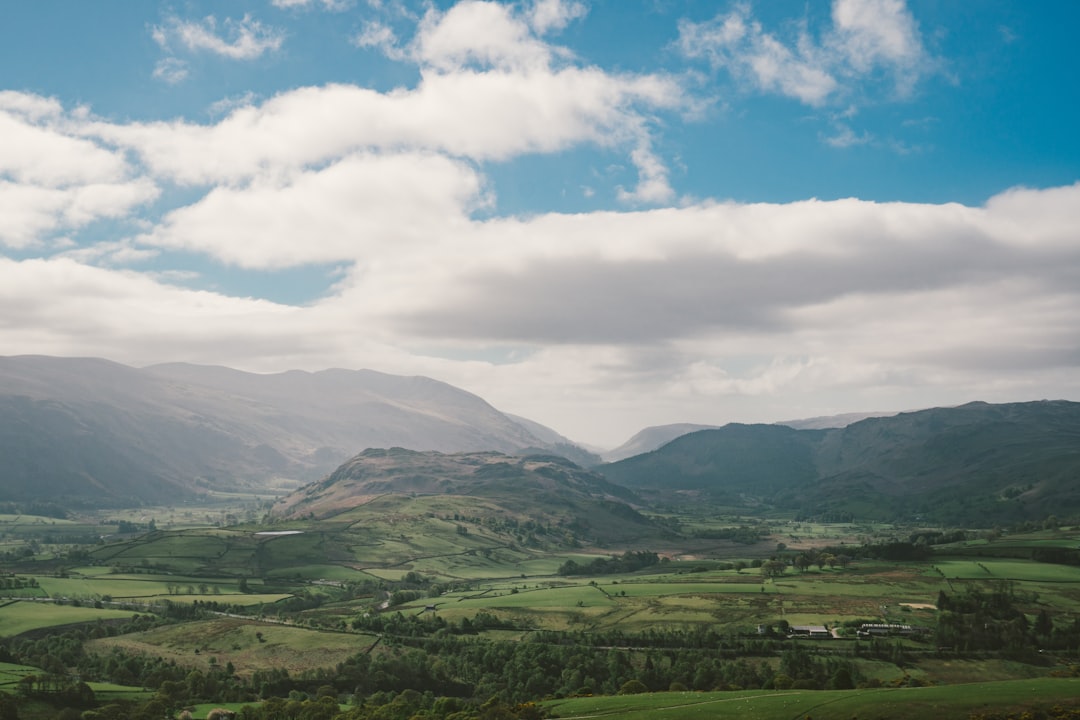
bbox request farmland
[5,501,1080,719]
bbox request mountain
[505,413,604,467]
[604,412,899,463]
[776,411,900,430]
[273,448,658,545]
[603,423,720,462]
[598,401,1080,524]
[0,356,588,508]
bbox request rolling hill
[597,401,1080,524]
[273,448,659,545]
[0,356,588,507]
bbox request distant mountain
[274,448,658,545]
[604,423,720,462]
[598,401,1080,524]
[605,412,900,462]
[505,414,603,467]
[0,356,589,508]
[776,411,900,430]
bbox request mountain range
[3,355,1078,525]
[0,356,579,507]
[597,400,1080,524]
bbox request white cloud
[153,14,285,61]
[0,97,158,248]
[352,21,405,59]
[678,0,930,106]
[0,179,159,249]
[140,152,485,269]
[677,5,838,105]
[0,109,129,187]
[99,2,685,205]
[528,0,588,35]
[0,2,1074,447]
[272,0,349,10]
[411,1,560,72]
[823,123,872,147]
[90,66,683,206]
[831,0,924,79]
[152,58,189,84]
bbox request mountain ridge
[0,356,590,507]
[597,400,1080,524]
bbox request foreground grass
[547,678,1080,720]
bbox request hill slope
[0,356,584,507]
[598,401,1080,524]
[274,448,658,545]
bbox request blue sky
[1,0,1078,446]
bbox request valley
[3,362,1080,719]
[5,488,1080,719]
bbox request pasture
[0,600,140,637]
[546,678,1080,720]
[85,617,379,678]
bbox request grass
[86,618,379,678]
[0,600,143,637]
[0,662,41,690]
[932,558,1080,583]
[546,678,1080,720]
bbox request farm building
[857,623,929,637]
[789,625,830,638]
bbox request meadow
[546,678,1080,720]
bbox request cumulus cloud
[678,0,930,105]
[0,97,158,248]
[93,5,685,212]
[140,152,485,269]
[529,0,587,34]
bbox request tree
[1035,609,1054,638]
[760,560,786,578]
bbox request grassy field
[546,678,1080,720]
[85,617,379,678]
[10,514,1080,717]
[0,662,41,690]
[0,600,144,637]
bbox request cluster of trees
[0,502,68,519]
[557,551,660,577]
[0,576,37,591]
[934,584,1080,657]
[688,525,767,544]
[0,611,875,719]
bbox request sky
[1,0,1078,448]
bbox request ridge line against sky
[0,0,1078,447]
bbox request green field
[547,678,1080,719]
[85,617,379,677]
[0,600,143,636]
[8,509,1080,718]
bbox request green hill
[598,401,1080,524]
[274,448,659,546]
